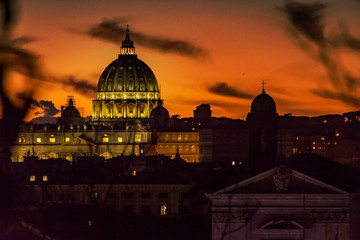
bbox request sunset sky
[8,0,360,120]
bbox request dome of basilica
[96,27,159,94]
[92,27,161,122]
[96,55,158,93]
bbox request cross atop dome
[120,25,136,55]
[262,81,266,93]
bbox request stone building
[209,166,355,240]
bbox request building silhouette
[246,86,278,173]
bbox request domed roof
[150,101,170,119]
[150,100,169,130]
[96,27,159,93]
[250,89,277,115]
[62,99,81,118]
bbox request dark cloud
[311,89,360,107]
[280,1,360,108]
[1,36,95,98]
[41,75,96,97]
[0,42,40,79]
[336,23,360,53]
[66,76,97,95]
[30,99,60,117]
[280,1,326,44]
[344,74,360,92]
[86,18,208,58]
[280,1,342,88]
[208,82,254,99]
[11,36,36,47]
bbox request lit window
[49,137,55,143]
[18,155,24,162]
[132,170,136,176]
[313,146,316,150]
[36,138,41,143]
[65,137,70,142]
[312,142,316,145]
[118,137,123,143]
[191,145,196,153]
[135,134,141,143]
[239,162,242,165]
[231,161,235,166]
[19,137,25,143]
[140,149,144,154]
[42,176,48,181]
[92,192,98,199]
[178,135,182,141]
[30,175,35,182]
[334,142,337,145]
[296,137,299,140]
[335,133,340,137]
[103,134,109,142]
[160,205,167,215]
[321,137,325,140]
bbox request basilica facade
[11,27,200,163]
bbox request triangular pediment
[62,136,96,146]
[213,166,347,195]
[259,220,304,230]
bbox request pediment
[213,166,347,195]
[62,136,96,146]
[259,220,304,230]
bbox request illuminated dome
[92,27,161,122]
[96,58,158,93]
[250,89,277,115]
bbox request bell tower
[246,84,278,173]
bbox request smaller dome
[150,100,169,130]
[62,99,81,118]
[60,98,84,125]
[250,89,277,115]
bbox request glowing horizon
[6,0,360,121]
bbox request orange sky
[6,0,360,120]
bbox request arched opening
[48,152,58,159]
